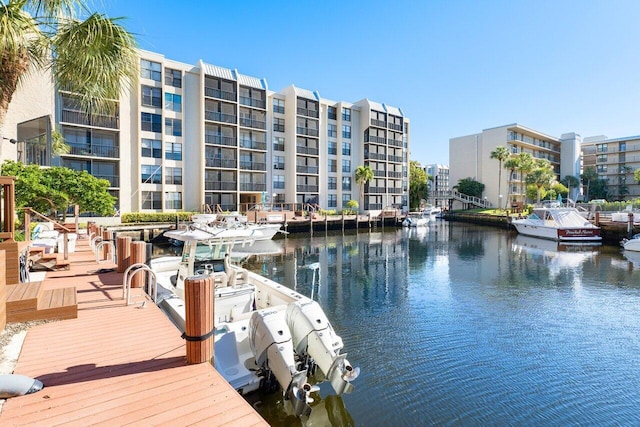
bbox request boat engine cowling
[248,308,313,416]
[286,300,359,395]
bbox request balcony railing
[387,123,403,131]
[388,188,403,194]
[273,143,285,152]
[205,111,236,124]
[239,161,266,171]
[273,124,285,133]
[388,155,403,163]
[388,139,403,147]
[239,96,266,109]
[297,107,319,118]
[388,171,402,178]
[205,181,236,191]
[368,203,382,210]
[367,187,386,194]
[296,145,319,156]
[239,140,267,150]
[296,185,319,192]
[366,135,386,144]
[205,158,237,168]
[61,109,119,129]
[205,134,236,146]
[239,117,266,130]
[95,174,119,187]
[374,170,386,177]
[240,183,267,192]
[68,144,120,158]
[371,119,387,127]
[296,127,319,137]
[365,153,387,161]
[204,87,236,101]
[296,165,319,174]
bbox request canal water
[231,220,640,426]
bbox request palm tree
[561,175,580,202]
[490,145,510,208]
[517,152,535,204]
[354,164,374,211]
[503,156,520,210]
[0,1,138,129]
[526,159,556,204]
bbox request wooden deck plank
[0,239,267,426]
[6,282,43,311]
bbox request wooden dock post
[183,275,214,364]
[116,236,132,273]
[101,228,111,260]
[130,241,147,288]
[0,250,6,332]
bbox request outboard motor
[286,300,360,395]
[248,308,314,417]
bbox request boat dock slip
[0,239,267,426]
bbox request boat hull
[512,223,601,242]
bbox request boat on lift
[151,226,359,417]
[192,212,282,241]
[402,211,430,227]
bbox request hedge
[121,212,198,223]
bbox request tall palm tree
[561,175,580,202]
[0,0,138,129]
[526,159,555,204]
[516,152,535,204]
[490,145,510,208]
[355,164,374,211]
[503,156,520,209]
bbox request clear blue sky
[103,0,640,166]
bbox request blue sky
[104,0,640,166]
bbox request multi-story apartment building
[581,134,640,200]
[424,164,449,207]
[449,124,582,208]
[4,50,410,214]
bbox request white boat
[191,212,282,242]
[621,233,640,252]
[422,205,442,217]
[512,235,599,278]
[402,211,430,227]
[151,227,359,417]
[511,207,601,242]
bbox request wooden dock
[0,239,267,426]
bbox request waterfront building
[2,50,410,214]
[424,163,449,208]
[449,124,582,208]
[581,134,640,200]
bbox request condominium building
[3,50,410,214]
[581,134,640,200]
[449,124,582,208]
[424,164,449,207]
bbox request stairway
[27,247,71,272]
[6,281,77,323]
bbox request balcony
[367,187,386,194]
[61,109,119,129]
[205,111,236,124]
[273,124,285,133]
[296,165,319,174]
[239,161,266,171]
[296,185,319,192]
[239,117,266,130]
[388,171,402,178]
[365,153,387,161]
[374,170,386,177]
[366,135,386,144]
[388,155,403,163]
[388,188,403,194]
[204,87,236,101]
[239,96,266,109]
[205,134,236,146]
[296,145,319,156]
[370,119,386,128]
[387,123,403,131]
[388,138,403,148]
[205,181,236,191]
[239,140,267,151]
[68,144,119,158]
[297,107,319,118]
[95,174,119,187]
[296,127,319,137]
[240,183,267,192]
[205,158,236,168]
[273,143,285,152]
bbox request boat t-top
[151,226,359,417]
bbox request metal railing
[122,263,157,306]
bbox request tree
[516,153,535,203]
[409,161,428,211]
[0,0,138,129]
[503,156,520,209]
[634,168,640,184]
[490,145,510,207]
[1,160,116,217]
[581,167,599,202]
[354,164,374,211]
[560,175,580,201]
[526,159,556,204]
[454,177,485,199]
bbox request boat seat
[215,329,254,389]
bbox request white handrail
[90,235,103,251]
[95,241,116,264]
[122,263,157,306]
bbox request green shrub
[121,212,197,223]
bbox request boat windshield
[182,240,234,263]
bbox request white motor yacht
[402,211,430,227]
[511,207,601,242]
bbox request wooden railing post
[183,275,214,364]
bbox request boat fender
[181,328,215,342]
[0,374,44,398]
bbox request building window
[142,191,162,209]
[165,118,182,136]
[328,159,337,173]
[141,85,162,107]
[165,192,182,209]
[342,125,351,139]
[597,154,607,163]
[141,112,162,133]
[328,106,337,120]
[597,164,607,173]
[342,107,351,122]
[273,117,285,132]
[342,159,351,173]
[273,175,285,189]
[342,176,351,191]
[328,194,337,208]
[140,59,161,81]
[273,155,285,170]
[342,193,351,206]
[342,142,351,156]
[328,177,337,190]
[141,165,161,184]
[596,143,608,153]
[141,138,161,158]
[165,142,182,160]
[328,141,337,155]
[620,142,627,152]
[164,68,182,88]
[273,98,285,114]
[165,93,182,112]
[273,136,285,151]
[165,167,182,185]
[328,124,337,138]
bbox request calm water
[232,220,640,426]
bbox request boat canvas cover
[532,208,595,228]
